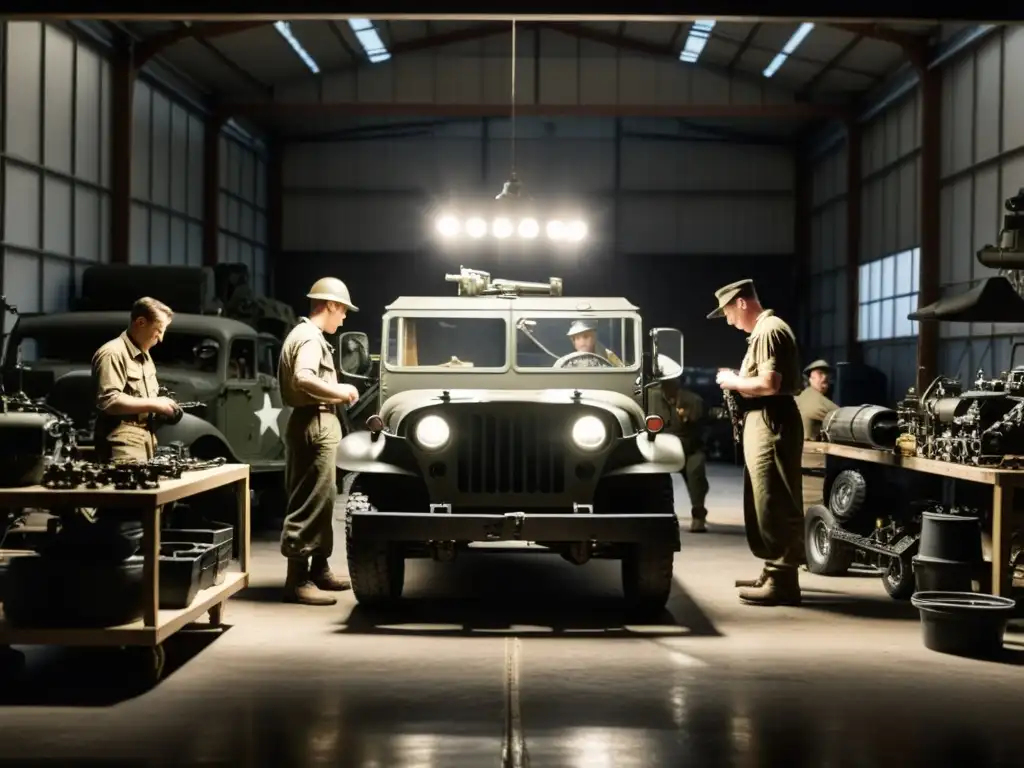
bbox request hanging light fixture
[434,20,587,244]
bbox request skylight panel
[348,18,391,63]
[679,20,716,64]
[273,21,320,74]
[763,22,814,78]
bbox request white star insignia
[254,392,283,437]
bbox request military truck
[335,267,687,614]
[1,310,290,513]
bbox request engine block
[896,368,1024,466]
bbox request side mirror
[338,331,374,380]
[194,339,220,361]
[649,327,684,382]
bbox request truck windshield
[10,328,222,373]
[384,316,508,369]
[515,316,637,369]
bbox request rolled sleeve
[754,329,783,376]
[292,338,321,383]
[92,348,127,412]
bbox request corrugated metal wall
[804,25,1024,403]
[0,19,271,337]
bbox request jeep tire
[344,489,405,606]
[620,475,676,615]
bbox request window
[257,338,280,377]
[384,316,508,369]
[228,339,257,380]
[13,328,221,372]
[858,248,920,342]
[515,316,638,369]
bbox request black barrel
[912,512,984,593]
[821,404,899,450]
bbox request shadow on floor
[0,625,230,707]
[798,594,921,621]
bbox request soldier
[567,320,624,366]
[650,378,711,532]
[92,296,179,462]
[796,359,838,441]
[279,277,361,606]
[708,279,805,606]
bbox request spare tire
[829,469,867,522]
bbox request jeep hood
[379,388,645,433]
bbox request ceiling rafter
[796,33,864,100]
[825,23,930,69]
[135,21,272,66]
[727,23,761,71]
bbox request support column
[917,65,941,392]
[202,113,225,268]
[845,118,863,363]
[110,46,136,265]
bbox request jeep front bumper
[348,509,681,547]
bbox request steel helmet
[567,320,596,337]
[306,277,358,312]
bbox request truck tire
[620,475,676,615]
[344,488,405,606]
[804,504,854,576]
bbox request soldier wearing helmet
[277,276,361,606]
[566,320,624,367]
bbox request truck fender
[604,432,686,477]
[156,414,242,463]
[336,430,418,476]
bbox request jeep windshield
[384,316,508,370]
[10,328,222,373]
[514,315,638,369]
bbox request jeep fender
[604,432,685,477]
[156,413,241,463]
[336,430,418,476]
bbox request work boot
[283,557,338,606]
[689,509,708,533]
[738,569,802,606]
[735,568,767,589]
[310,555,352,592]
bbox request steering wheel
[553,351,616,369]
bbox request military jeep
[336,268,687,613]
[1,311,290,509]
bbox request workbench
[803,442,1024,597]
[0,463,250,676]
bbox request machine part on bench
[573,503,594,515]
[828,469,867,522]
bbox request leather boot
[310,555,352,592]
[735,568,767,589]
[738,569,801,606]
[283,557,338,606]
[689,508,708,533]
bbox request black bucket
[919,512,983,564]
[910,591,1016,659]
[911,555,977,593]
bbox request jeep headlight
[415,414,450,450]
[571,415,607,451]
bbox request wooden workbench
[804,442,1024,597]
[0,463,250,661]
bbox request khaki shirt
[279,317,338,408]
[92,331,159,440]
[796,385,838,440]
[739,309,802,398]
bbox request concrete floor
[2,463,1024,766]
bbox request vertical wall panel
[219,130,269,295]
[1,22,113,333]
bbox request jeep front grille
[456,413,566,494]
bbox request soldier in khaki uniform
[92,297,179,462]
[650,378,711,532]
[279,277,361,606]
[567,320,624,366]
[796,359,838,441]
[709,279,805,606]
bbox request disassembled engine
[42,454,226,491]
[896,368,1024,466]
